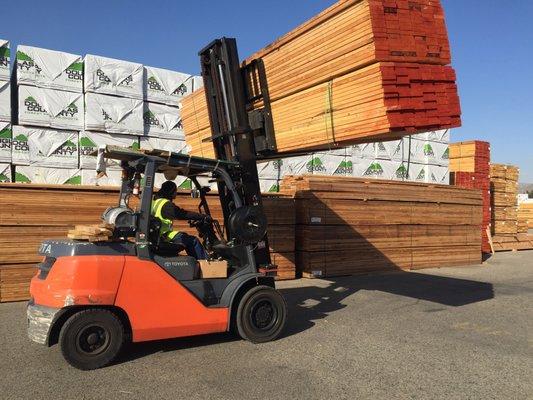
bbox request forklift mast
[198,37,272,267]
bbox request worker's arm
[161,202,206,221]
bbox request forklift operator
[151,181,208,260]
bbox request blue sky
[2,0,532,181]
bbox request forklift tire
[236,285,287,343]
[59,309,125,370]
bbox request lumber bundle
[0,184,296,302]
[449,141,491,253]
[181,0,461,157]
[518,203,533,230]
[490,164,519,236]
[488,165,533,252]
[281,175,482,278]
[67,223,114,242]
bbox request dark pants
[170,232,207,260]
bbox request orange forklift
[27,38,287,370]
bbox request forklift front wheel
[236,285,287,343]
[59,308,125,370]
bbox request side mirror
[191,188,200,199]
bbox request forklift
[27,38,288,370]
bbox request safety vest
[151,198,179,240]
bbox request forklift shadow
[278,270,494,338]
[117,331,239,365]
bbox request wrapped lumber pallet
[489,165,533,251]
[449,141,491,253]
[281,175,482,278]
[0,184,296,301]
[182,0,461,157]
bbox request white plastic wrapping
[0,163,11,182]
[14,165,81,185]
[81,169,123,187]
[79,131,139,169]
[192,76,204,91]
[85,92,143,135]
[17,85,84,130]
[144,66,194,106]
[139,136,189,153]
[259,179,281,193]
[0,122,12,162]
[0,80,10,122]
[12,126,78,168]
[143,102,184,139]
[15,45,83,92]
[84,54,143,99]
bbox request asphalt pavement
[1,251,532,400]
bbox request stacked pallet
[0,184,295,301]
[181,0,461,157]
[489,165,533,251]
[449,141,491,253]
[281,175,482,278]
[518,203,533,230]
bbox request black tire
[236,285,287,343]
[59,309,125,370]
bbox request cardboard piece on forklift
[198,260,228,279]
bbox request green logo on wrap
[0,46,9,68]
[17,51,42,74]
[423,144,434,156]
[416,168,425,181]
[144,110,160,127]
[58,102,79,119]
[442,147,449,160]
[364,162,383,177]
[131,141,140,151]
[0,165,9,182]
[64,175,81,185]
[306,157,326,173]
[178,179,192,190]
[0,126,11,151]
[79,136,98,156]
[65,61,83,81]
[147,76,163,92]
[49,138,78,157]
[15,172,31,183]
[430,173,438,182]
[272,159,283,171]
[24,96,46,113]
[268,183,280,192]
[172,83,188,96]
[395,164,409,179]
[13,134,29,152]
[334,160,353,175]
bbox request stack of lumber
[0,184,295,302]
[181,0,461,158]
[489,165,533,251]
[518,202,533,230]
[490,164,519,236]
[67,223,114,242]
[449,141,491,253]
[280,175,482,278]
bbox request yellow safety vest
[151,198,179,240]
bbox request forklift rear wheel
[236,285,287,343]
[59,309,125,370]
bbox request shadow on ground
[115,270,493,366]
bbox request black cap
[159,181,177,198]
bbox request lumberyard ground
[1,251,531,400]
